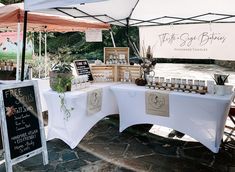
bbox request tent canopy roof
[0,3,110,32]
[24,0,235,27]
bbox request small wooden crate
[91,64,141,82]
[104,47,129,64]
[90,64,116,82]
[117,65,141,82]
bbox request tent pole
[21,11,28,81]
[39,31,42,78]
[109,29,116,47]
[16,22,21,81]
[126,18,130,47]
[44,33,47,78]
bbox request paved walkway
[0,115,234,172]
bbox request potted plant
[49,62,73,92]
[213,74,229,96]
[49,62,74,120]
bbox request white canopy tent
[22,0,235,79]
[24,0,235,26]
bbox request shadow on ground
[78,115,235,172]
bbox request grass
[0,52,33,60]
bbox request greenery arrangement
[213,74,229,85]
[50,62,73,92]
[49,59,74,121]
[51,62,73,74]
[138,45,157,74]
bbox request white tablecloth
[43,82,119,149]
[110,84,234,153]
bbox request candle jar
[194,80,199,86]
[176,78,182,84]
[188,79,193,85]
[182,79,187,85]
[160,77,165,83]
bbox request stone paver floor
[0,114,234,172]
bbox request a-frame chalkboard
[0,80,48,172]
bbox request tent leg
[109,29,116,47]
[39,31,42,78]
[16,23,21,81]
[44,33,47,78]
[126,18,129,47]
[21,11,28,81]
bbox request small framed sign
[74,60,93,81]
[85,29,102,42]
[0,80,48,172]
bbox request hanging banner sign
[139,23,235,60]
[0,32,33,60]
[85,29,102,42]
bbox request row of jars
[71,75,90,91]
[146,76,209,93]
[106,54,127,65]
[0,61,15,71]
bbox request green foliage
[213,74,229,85]
[0,52,32,60]
[0,0,23,5]
[51,62,73,73]
[52,74,72,93]
[33,26,139,62]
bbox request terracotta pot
[49,71,73,92]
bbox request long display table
[110,84,234,153]
[44,82,233,153]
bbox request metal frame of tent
[21,0,235,80]
[54,7,235,26]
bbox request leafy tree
[33,26,139,62]
[0,0,23,4]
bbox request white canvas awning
[24,0,235,26]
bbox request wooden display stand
[91,64,141,82]
[104,47,129,64]
[91,64,116,82]
[117,65,141,82]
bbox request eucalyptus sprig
[59,93,74,121]
[213,74,229,85]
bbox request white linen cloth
[43,82,119,149]
[110,84,234,153]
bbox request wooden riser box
[91,64,141,82]
[104,47,129,65]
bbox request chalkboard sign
[74,60,93,81]
[0,81,48,172]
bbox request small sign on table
[74,60,93,81]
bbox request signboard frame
[74,59,93,81]
[0,80,48,172]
